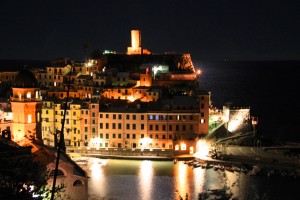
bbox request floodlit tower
[127,30,142,55]
[10,69,43,142]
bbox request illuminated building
[10,69,43,142]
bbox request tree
[0,144,47,200]
[0,139,67,200]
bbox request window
[141,124,144,130]
[181,143,186,150]
[126,115,129,120]
[113,114,116,119]
[113,134,116,138]
[169,135,172,140]
[92,112,95,117]
[85,127,88,132]
[118,123,122,129]
[190,125,193,131]
[118,134,122,139]
[201,112,204,117]
[100,134,103,139]
[106,134,109,139]
[201,103,204,109]
[112,123,116,129]
[100,123,103,129]
[126,134,130,139]
[176,125,179,131]
[200,119,205,124]
[149,125,153,130]
[190,115,194,120]
[141,115,144,120]
[28,114,32,123]
[126,124,130,129]
[26,92,31,99]
[85,119,87,124]
[118,114,122,119]
[162,135,166,139]
[133,115,136,120]
[182,125,186,131]
[132,124,136,130]
[155,135,158,139]
[73,111,76,116]
[155,125,159,131]
[169,125,172,131]
[162,125,166,131]
[106,114,109,118]
[133,134,136,139]
[100,114,103,118]
[92,128,95,133]
[175,144,179,151]
[105,123,109,129]
[49,169,64,177]
[141,134,144,138]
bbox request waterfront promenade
[68,145,300,175]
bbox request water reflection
[74,157,298,200]
[193,165,205,194]
[138,160,153,200]
[175,161,190,198]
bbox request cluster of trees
[0,138,66,200]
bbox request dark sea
[195,60,300,143]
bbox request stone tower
[10,69,43,142]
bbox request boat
[241,164,250,174]
[225,166,234,173]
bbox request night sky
[0,0,299,61]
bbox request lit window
[28,114,32,123]
[175,144,179,151]
[200,119,205,124]
[181,143,186,150]
[26,92,31,99]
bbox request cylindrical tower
[131,30,141,49]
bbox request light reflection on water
[81,157,224,200]
[78,157,299,200]
[138,160,153,200]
